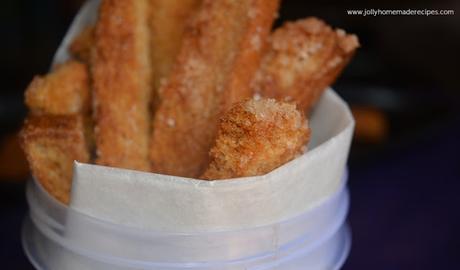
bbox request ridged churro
[150,0,280,178]
[201,98,310,180]
[253,17,359,112]
[92,0,151,171]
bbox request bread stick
[149,0,202,91]
[150,0,280,177]
[20,115,89,204]
[25,60,90,115]
[201,98,310,180]
[92,0,151,171]
[253,18,359,112]
[69,25,95,64]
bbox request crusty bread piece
[149,0,202,91]
[69,25,95,64]
[20,115,89,204]
[150,0,280,178]
[201,98,310,180]
[92,0,151,171]
[253,17,359,112]
[24,59,95,156]
[25,60,90,115]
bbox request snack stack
[20,0,358,205]
[21,1,359,269]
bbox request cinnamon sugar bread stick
[69,25,95,64]
[20,115,89,204]
[25,60,90,115]
[92,0,151,171]
[201,98,310,180]
[22,60,92,204]
[149,0,202,91]
[253,18,359,112]
[150,0,280,178]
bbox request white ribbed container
[22,172,350,270]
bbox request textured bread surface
[253,17,359,112]
[201,98,310,180]
[20,115,89,204]
[92,0,151,171]
[149,0,202,91]
[25,60,90,115]
[150,0,280,177]
[70,25,95,64]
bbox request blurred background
[1,0,459,269]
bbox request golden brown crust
[218,0,280,113]
[150,0,280,178]
[92,0,151,171]
[253,17,359,112]
[149,0,202,91]
[25,60,90,115]
[69,25,95,64]
[20,115,89,204]
[201,98,310,180]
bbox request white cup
[22,171,350,270]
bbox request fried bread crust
[25,60,90,115]
[201,98,310,180]
[150,0,280,177]
[20,115,89,204]
[92,0,151,171]
[253,18,359,112]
